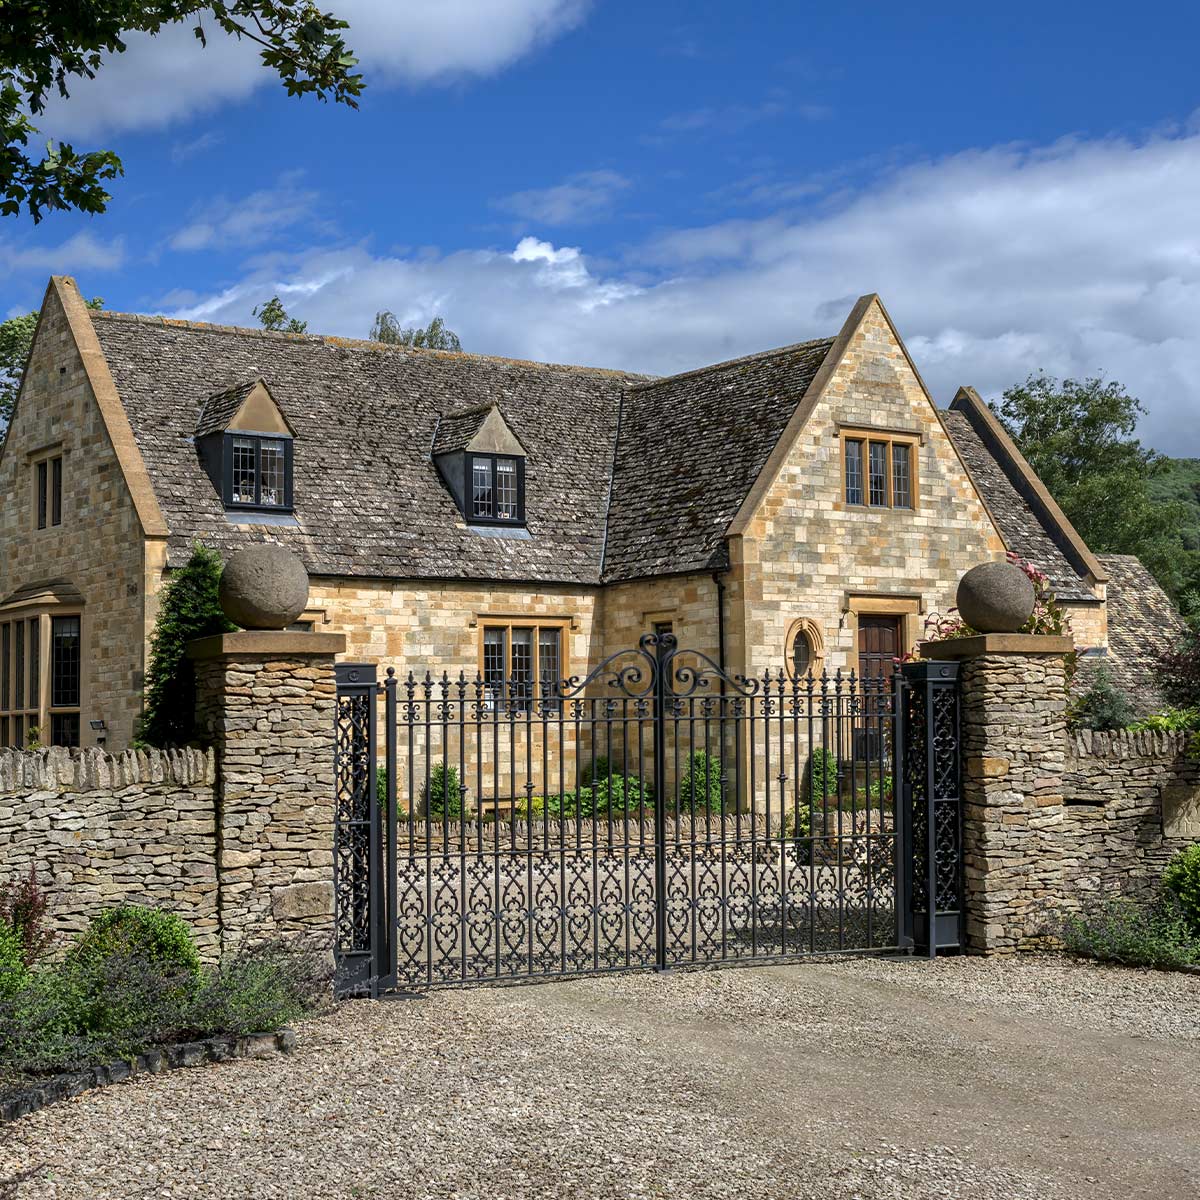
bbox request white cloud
[0,232,125,275]
[167,123,1200,452]
[169,180,322,251]
[496,170,630,226]
[35,0,590,139]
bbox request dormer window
[433,403,528,528]
[227,434,292,510]
[469,454,523,524]
[195,377,296,517]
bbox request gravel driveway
[1,955,1197,1199]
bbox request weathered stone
[272,881,333,921]
[1162,784,1200,839]
[218,544,310,630]
[956,561,1036,633]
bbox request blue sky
[4,0,1200,450]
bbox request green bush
[807,747,838,808]
[678,751,723,813]
[1059,895,1200,969]
[68,906,202,980]
[540,768,651,819]
[424,762,464,819]
[1070,666,1134,731]
[1163,844,1200,933]
[580,756,612,788]
[138,543,236,747]
[0,921,29,999]
[1128,706,1200,733]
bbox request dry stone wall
[0,746,219,956]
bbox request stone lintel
[187,631,346,660]
[921,634,1074,660]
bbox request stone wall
[1058,729,1199,904]
[0,746,220,957]
[191,633,341,949]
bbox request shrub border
[0,1028,296,1124]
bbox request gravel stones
[956,560,1036,632]
[1,956,1196,1199]
[218,545,309,630]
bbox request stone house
[0,275,1182,754]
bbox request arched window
[787,619,823,680]
[792,628,813,678]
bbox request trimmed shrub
[1158,631,1200,711]
[68,906,202,980]
[0,865,54,967]
[139,543,236,747]
[424,762,464,819]
[1163,844,1200,934]
[1059,895,1200,969]
[1070,666,1134,731]
[807,747,838,809]
[678,751,723,814]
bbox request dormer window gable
[195,378,296,514]
[433,403,527,527]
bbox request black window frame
[464,453,525,526]
[221,433,294,513]
[35,455,63,530]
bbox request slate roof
[88,309,1102,600]
[1089,553,1188,710]
[195,377,263,437]
[941,410,1095,601]
[602,338,836,582]
[91,314,642,583]
[430,405,492,457]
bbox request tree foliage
[1,2,363,222]
[253,295,307,333]
[0,296,102,433]
[993,374,1193,598]
[139,543,236,748]
[370,311,463,352]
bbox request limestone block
[1162,785,1200,839]
[272,881,334,921]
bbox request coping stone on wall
[0,746,215,794]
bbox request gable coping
[42,279,169,539]
[949,386,1108,584]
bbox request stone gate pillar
[190,630,346,954]
[923,632,1074,953]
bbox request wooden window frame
[221,432,294,513]
[477,618,568,710]
[0,610,81,749]
[839,428,919,510]
[465,453,525,526]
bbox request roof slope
[91,314,642,583]
[195,377,263,436]
[941,409,1094,601]
[1094,553,1187,709]
[602,338,836,582]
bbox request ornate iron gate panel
[333,637,964,994]
[898,660,963,955]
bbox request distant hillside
[1150,458,1200,551]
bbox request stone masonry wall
[959,651,1069,953]
[0,746,220,957]
[193,647,337,951]
[1057,729,1199,905]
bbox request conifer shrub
[139,543,236,747]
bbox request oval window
[792,629,813,678]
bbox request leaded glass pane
[472,457,493,519]
[51,616,80,709]
[483,628,505,706]
[845,439,864,505]
[792,631,812,678]
[868,441,888,506]
[232,437,257,504]
[538,628,561,706]
[510,628,533,709]
[260,440,286,507]
[892,443,911,508]
[496,458,518,520]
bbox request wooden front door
[857,615,902,682]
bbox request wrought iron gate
[333,637,962,995]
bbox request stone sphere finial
[219,544,309,630]
[955,561,1035,634]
